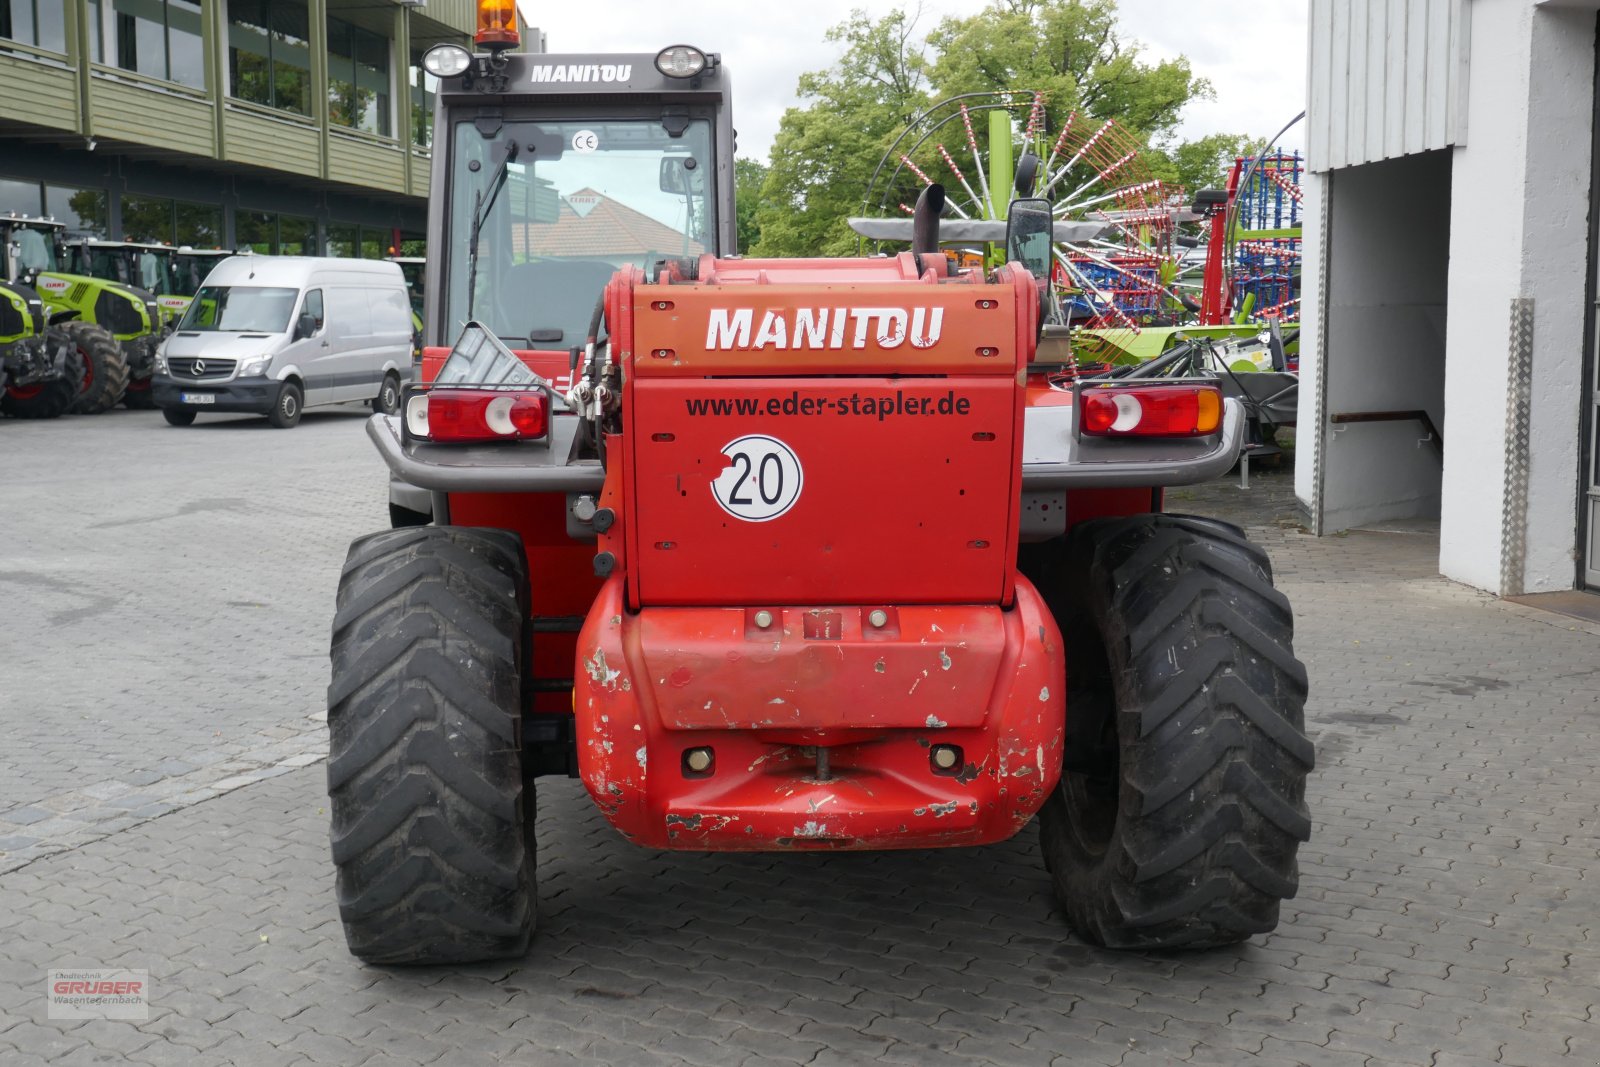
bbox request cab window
[303,289,324,331]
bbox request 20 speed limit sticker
[711,435,803,521]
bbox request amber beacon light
[475,0,519,49]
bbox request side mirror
[294,311,316,340]
[1005,197,1054,282]
[659,157,705,195]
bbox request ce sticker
[571,129,599,154]
[711,435,803,522]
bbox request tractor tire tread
[1,374,77,419]
[1040,513,1312,950]
[327,525,535,965]
[63,322,128,414]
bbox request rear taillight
[475,0,518,48]
[406,389,548,442]
[1080,385,1223,437]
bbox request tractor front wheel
[122,376,157,409]
[1035,514,1313,949]
[1,375,77,419]
[63,323,128,415]
[327,526,536,965]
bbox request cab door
[292,288,337,405]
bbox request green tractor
[0,213,122,418]
[162,246,237,320]
[386,254,425,361]
[76,240,235,323]
[43,239,168,412]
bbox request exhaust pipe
[911,184,945,257]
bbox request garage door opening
[1317,150,1451,533]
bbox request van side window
[367,287,410,331]
[304,289,324,330]
[328,286,371,334]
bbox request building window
[0,0,68,53]
[47,185,109,237]
[408,51,446,148]
[0,176,41,217]
[278,214,315,255]
[327,17,390,137]
[237,211,318,255]
[121,194,175,243]
[229,0,311,117]
[325,222,357,258]
[99,0,204,88]
[325,222,389,259]
[174,200,222,246]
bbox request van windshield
[179,286,298,332]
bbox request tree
[755,0,1248,257]
[734,158,768,254]
[752,8,932,258]
[1151,133,1266,197]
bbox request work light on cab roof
[421,42,471,78]
[655,45,713,79]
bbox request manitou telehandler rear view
[326,19,1312,966]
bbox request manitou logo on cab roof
[528,64,633,84]
[705,307,945,351]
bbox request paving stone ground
[2,410,1597,1066]
[0,407,387,871]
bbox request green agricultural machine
[164,247,235,319]
[74,240,234,323]
[56,238,177,408]
[386,254,425,361]
[0,213,122,418]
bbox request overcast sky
[516,1,1307,160]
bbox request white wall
[1307,0,1470,171]
[1439,1,1594,594]
[1437,0,1536,592]
[1519,6,1594,591]
[1303,0,1597,594]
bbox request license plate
[181,393,216,405]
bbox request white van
[152,256,412,428]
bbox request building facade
[1300,0,1600,597]
[0,0,528,255]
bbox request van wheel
[269,381,302,429]
[372,372,401,416]
[162,408,196,427]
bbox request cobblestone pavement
[2,413,1598,1066]
[0,408,388,872]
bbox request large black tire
[64,323,128,414]
[372,372,401,416]
[268,380,302,428]
[1034,514,1313,949]
[122,376,157,409]
[327,526,536,965]
[1,374,77,419]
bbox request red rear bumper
[572,576,1065,850]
